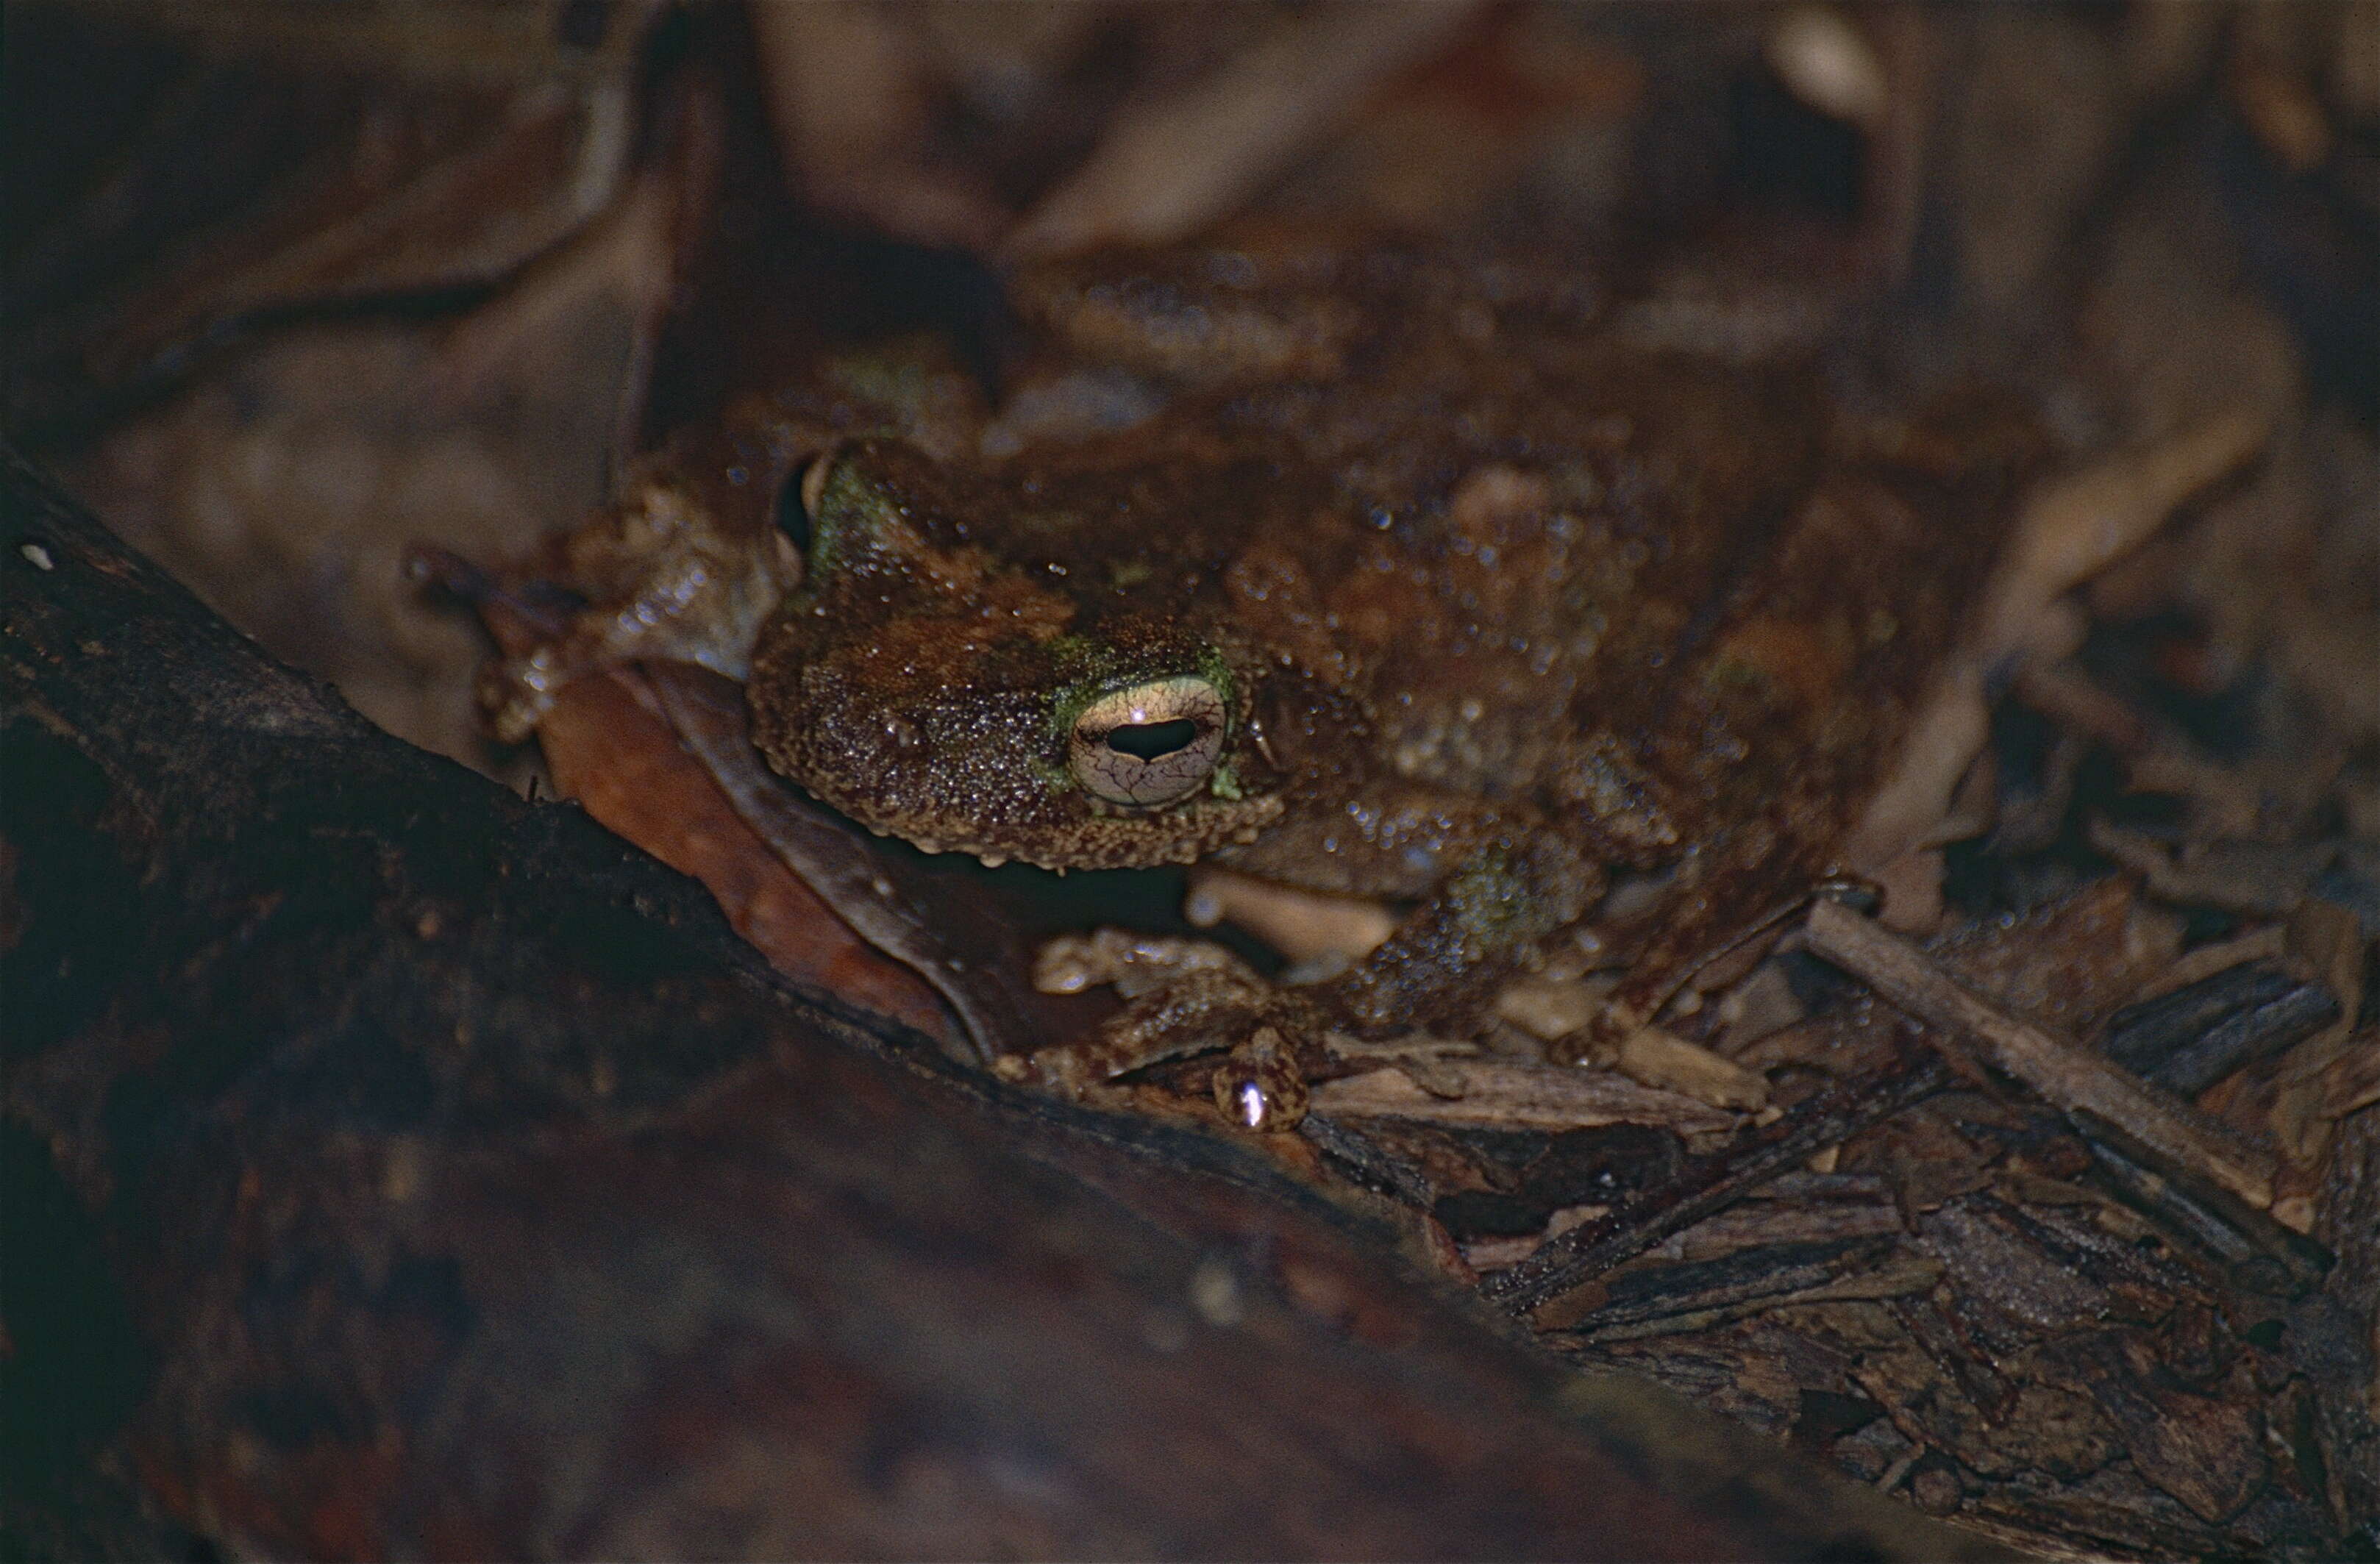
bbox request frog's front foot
[1000,930,1327,1131]
[998,987,1322,1132]
[1322,833,1600,1040]
[1560,1000,1639,1070]
[480,650,569,745]
[407,544,572,743]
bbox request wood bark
[0,446,2000,1560]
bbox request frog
[476,240,2041,1128]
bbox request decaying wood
[2075,1118,2334,1298]
[1550,1238,1943,1343]
[2101,961,2339,1099]
[1,448,2001,1559]
[1805,899,2280,1210]
[1481,1046,1953,1314]
[1645,1173,1909,1263]
[1310,1059,1741,1148]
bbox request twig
[2073,1112,2332,1296]
[1803,901,2278,1210]
[1576,1254,1943,1343]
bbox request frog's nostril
[1106,719,1200,760]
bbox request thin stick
[1803,900,2277,1210]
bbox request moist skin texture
[498,243,2042,1095]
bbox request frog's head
[747,443,1294,870]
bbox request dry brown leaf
[1846,414,2269,876]
[538,663,960,1049]
[1003,0,1487,259]
[2122,924,2290,1006]
[749,1,1008,251]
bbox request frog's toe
[1211,1026,1309,1132]
[1000,1043,1099,1099]
[1000,970,1326,1128]
[480,660,556,745]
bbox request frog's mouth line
[846,790,1288,874]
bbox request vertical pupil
[1104,718,1200,760]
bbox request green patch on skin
[1043,632,1099,660]
[803,454,916,582]
[1208,761,1244,801]
[1044,649,1125,747]
[1700,655,1769,696]
[1442,844,1566,953]
[1193,644,1238,715]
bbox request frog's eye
[1069,676,1228,807]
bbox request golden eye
[1069,676,1227,807]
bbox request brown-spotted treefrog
[481,242,2041,1126]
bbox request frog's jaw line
[813,788,1284,874]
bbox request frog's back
[797,241,2034,888]
[967,320,1831,814]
